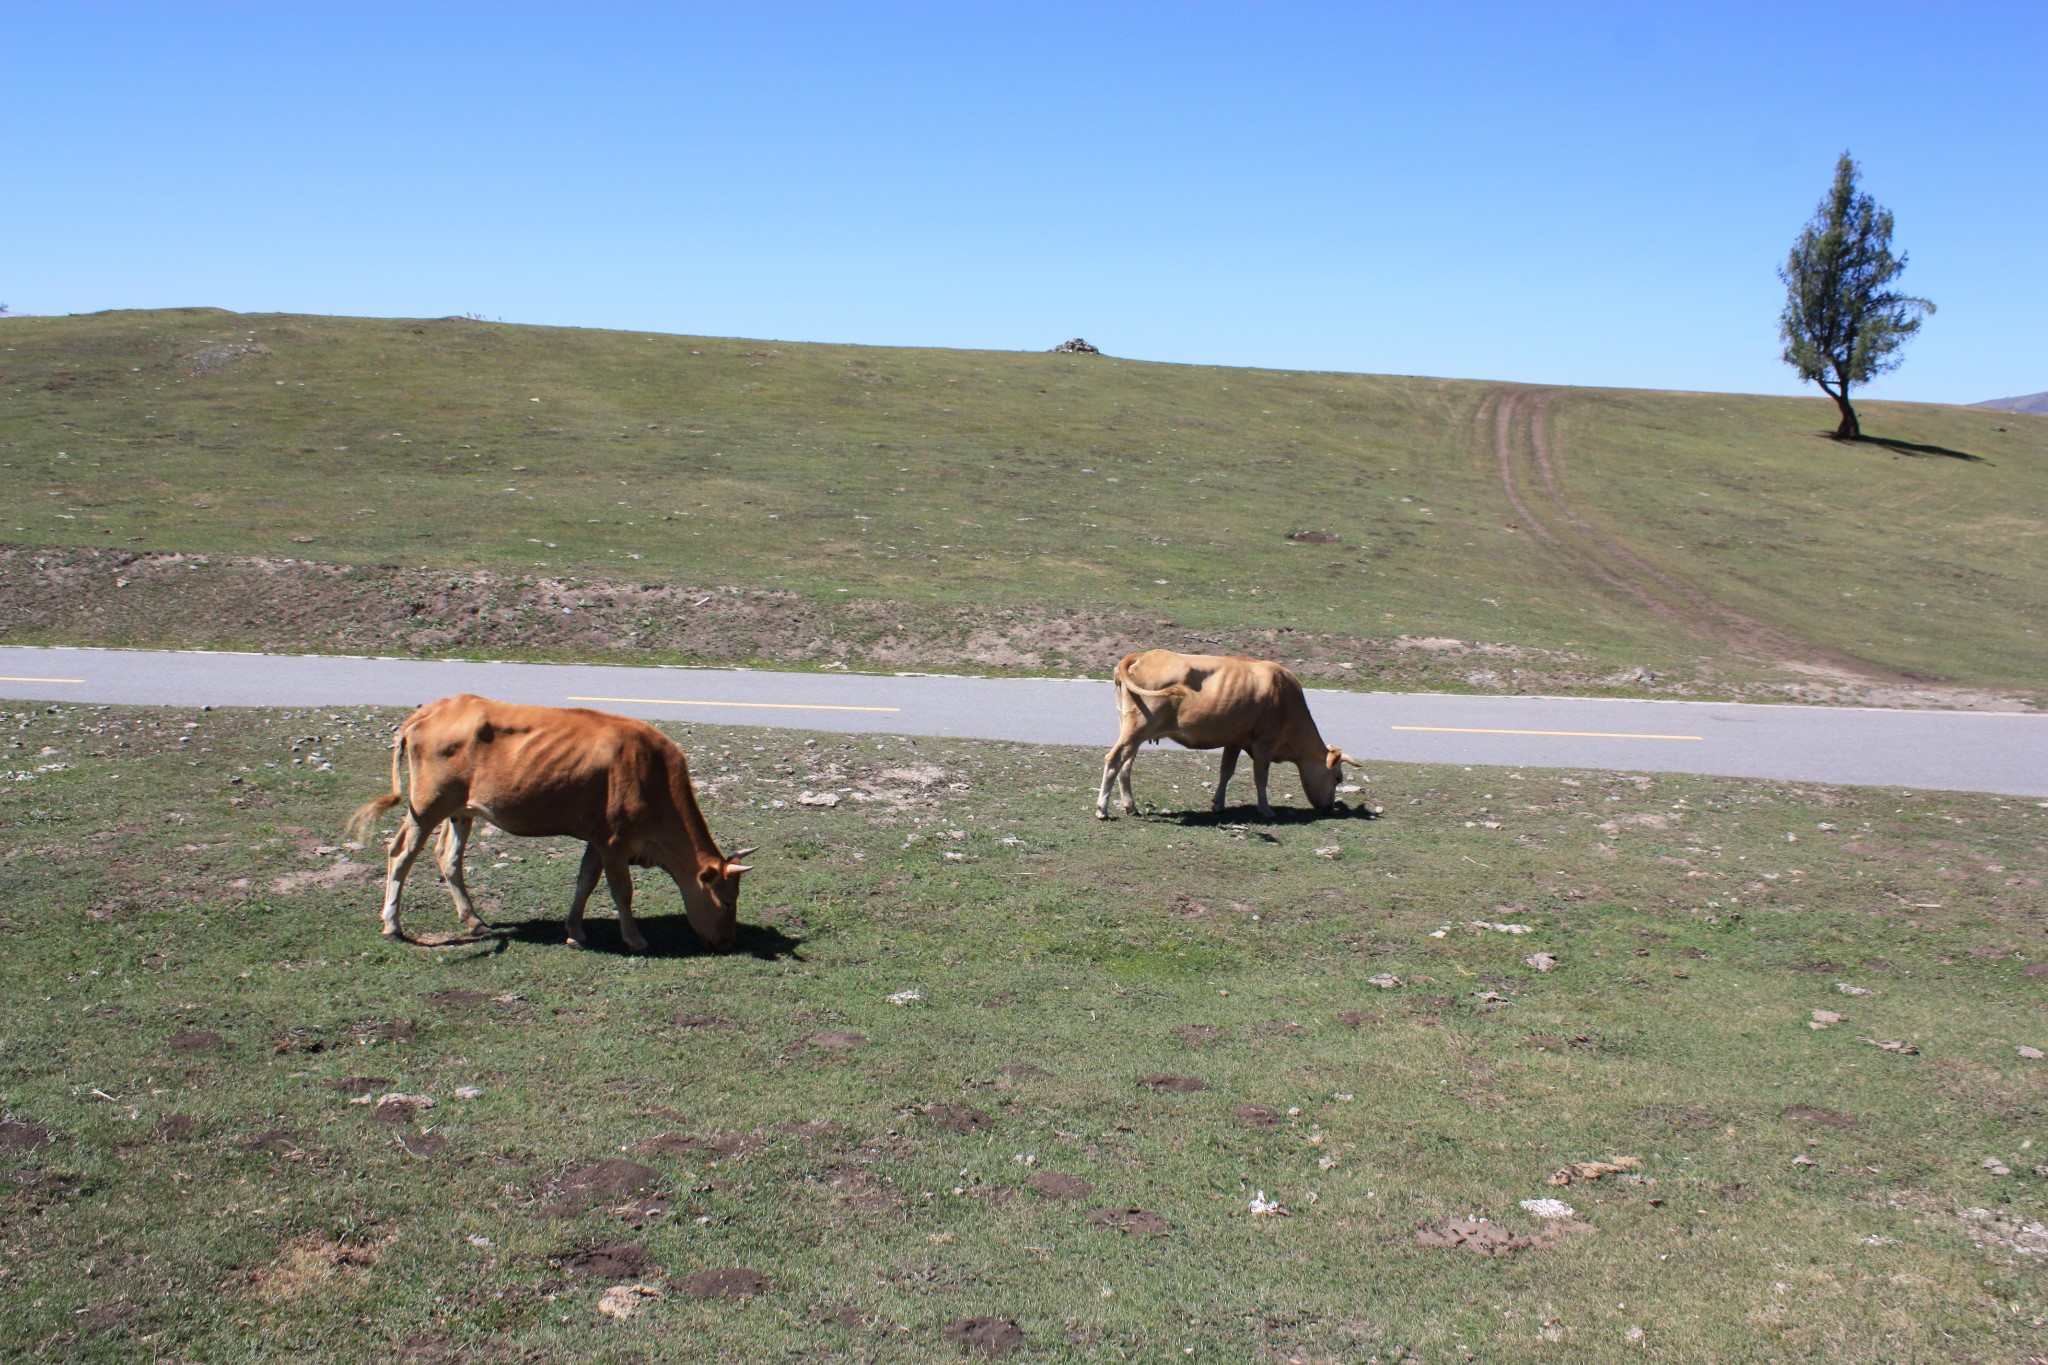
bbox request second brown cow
[1096,649,1362,821]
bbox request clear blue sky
[5,2,2041,404]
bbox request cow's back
[406,697,684,842]
[1119,650,1305,747]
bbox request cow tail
[346,726,409,841]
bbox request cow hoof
[1093,808,1110,821]
[380,928,406,942]
[624,940,649,955]
[565,934,587,950]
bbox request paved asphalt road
[2,645,2043,798]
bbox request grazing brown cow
[345,695,753,951]
[1096,649,1362,821]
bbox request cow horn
[729,844,759,860]
[725,862,754,875]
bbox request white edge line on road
[0,676,85,684]
[1393,725,1704,741]
[569,695,901,714]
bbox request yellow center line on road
[1393,725,1703,742]
[0,675,85,684]
[569,694,901,714]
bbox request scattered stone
[454,1085,484,1100]
[1366,973,1402,990]
[1415,1217,1526,1256]
[371,1093,435,1124]
[1835,982,1875,996]
[1791,1155,1817,1167]
[1028,1171,1094,1200]
[943,1316,1024,1357]
[1983,1157,2013,1177]
[1858,1037,1919,1055]
[2019,1047,2044,1060]
[1138,1074,1206,1093]
[1519,1198,1575,1219]
[597,1282,663,1319]
[1524,952,1559,972]
[1547,1156,1641,1186]
[1049,338,1100,354]
[677,1267,771,1300]
[1248,1190,1287,1216]
[1086,1207,1170,1237]
[886,989,923,1006]
[1810,1009,1845,1030]
[796,791,841,807]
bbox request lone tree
[1777,153,1934,440]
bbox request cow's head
[687,845,755,952]
[1302,746,1364,811]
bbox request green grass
[3,704,2045,1360]
[1,309,2042,700]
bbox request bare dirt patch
[921,1104,993,1135]
[540,1159,665,1216]
[243,1231,382,1304]
[996,1064,1050,1081]
[1233,1104,1282,1130]
[152,1113,198,1142]
[270,861,380,894]
[397,1132,447,1158]
[423,988,489,1009]
[803,1030,868,1052]
[1177,1024,1223,1046]
[0,1120,56,1150]
[557,1242,659,1281]
[1781,1105,1856,1129]
[1086,1207,1171,1237]
[1028,1171,1094,1200]
[629,1131,762,1164]
[943,1316,1024,1357]
[671,1012,737,1030]
[166,1030,226,1053]
[323,1076,391,1096]
[1139,1074,1206,1093]
[677,1267,773,1300]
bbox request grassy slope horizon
[1,308,2041,702]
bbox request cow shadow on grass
[1149,802,1382,832]
[491,913,804,961]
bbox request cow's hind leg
[1212,746,1241,814]
[1096,735,1142,819]
[564,844,603,948]
[1252,755,1277,821]
[378,811,436,941]
[434,815,493,934]
[602,849,650,955]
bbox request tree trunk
[1825,384,1861,440]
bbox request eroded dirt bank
[0,544,2031,709]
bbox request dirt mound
[676,1267,772,1299]
[1027,1172,1093,1200]
[558,1242,658,1280]
[944,1316,1023,1356]
[167,1030,226,1053]
[629,1131,761,1163]
[0,1119,57,1149]
[921,1104,992,1134]
[540,1159,666,1216]
[1086,1207,1170,1237]
[1138,1074,1205,1093]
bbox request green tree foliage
[1777,153,1934,440]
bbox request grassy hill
[2,309,2041,705]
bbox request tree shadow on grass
[1852,434,1987,463]
[490,912,804,961]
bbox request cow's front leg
[1212,746,1241,813]
[1252,755,1277,821]
[603,851,650,955]
[564,844,603,948]
[378,812,433,941]
[435,815,492,934]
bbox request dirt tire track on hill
[1480,388,1919,685]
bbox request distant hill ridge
[1974,392,2048,415]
